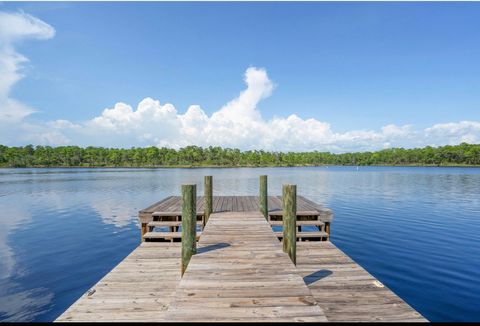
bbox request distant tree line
[0,143,479,168]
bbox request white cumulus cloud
[31,66,480,152]
[0,11,479,152]
[0,11,55,123]
[425,121,480,146]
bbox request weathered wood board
[139,196,333,224]
[164,211,328,322]
[56,196,426,322]
[297,242,427,322]
[55,242,182,322]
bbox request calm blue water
[0,166,479,321]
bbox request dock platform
[139,195,333,242]
[56,194,426,322]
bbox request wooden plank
[275,231,328,239]
[269,220,325,227]
[143,232,202,240]
[270,210,320,217]
[267,195,279,213]
[162,196,181,213]
[152,211,204,217]
[296,242,427,322]
[233,196,239,212]
[55,243,182,322]
[213,196,221,213]
[60,196,426,322]
[237,196,245,212]
[299,196,333,222]
[222,196,230,212]
[241,196,252,212]
[224,196,231,212]
[252,195,260,212]
[142,196,330,218]
[139,196,174,214]
[172,196,182,212]
[197,195,205,212]
[148,221,202,227]
[224,196,231,211]
[297,196,315,212]
[164,211,328,322]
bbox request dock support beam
[181,184,197,276]
[283,184,297,265]
[260,175,268,220]
[204,176,212,226]
[141,223,147,242]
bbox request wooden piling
[283,184,297,265]
[260,175,268,220]
[204,176,212,226]
[181,184,197,276]
[140,223,147,242]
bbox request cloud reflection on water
[0,205,54,321]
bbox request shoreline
[2,163,480,169]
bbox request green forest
[0,143,479,168]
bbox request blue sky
[1,2,479,152]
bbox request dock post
[204,176,212,226]
[181,184,197,276]
[283,184,297,265]
[141,223,147,242]
[325,222,331,236]
[260,175,268,220]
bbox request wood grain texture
[164,211,328,322]
[282,185,297,265]
[259,175,268,220]
[296,241,427,322]
[139,196,333,224]
[57,196,426,322]
[55,242,182,322]
[181,184,197,276]
[204,176,213,225]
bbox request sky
[0,1,479,152]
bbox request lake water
[0,166,479,321]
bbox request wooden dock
[139,195,334,221]
[139,195,333,242]
[164,211,327,322]
[56,184,426,322]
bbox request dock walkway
[164,211,327,322]
[56,195,426,322]
[56,242,182,322]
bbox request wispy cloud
[0,11,55,122]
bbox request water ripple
[0,166,479,321]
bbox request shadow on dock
[303,269,333,285]
[197,242,230,254]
